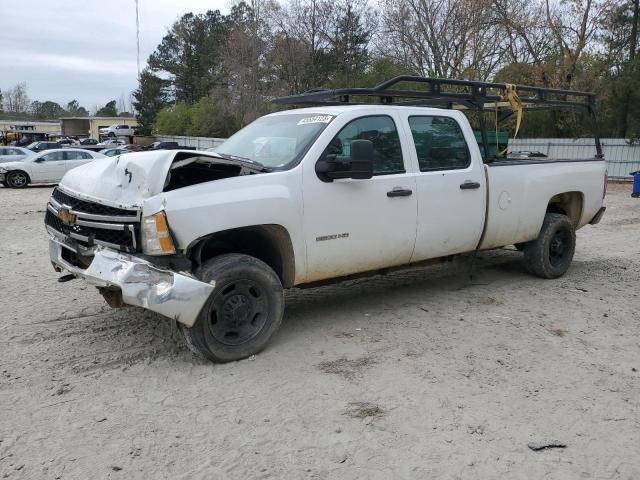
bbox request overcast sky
[3,0,230,111]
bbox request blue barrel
[632,171,640,198]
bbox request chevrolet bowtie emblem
[57,207,76,226]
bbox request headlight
[141,211,176,255]
[0,167,7,174]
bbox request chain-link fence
[508,138,640,180]
[155,135,638,181]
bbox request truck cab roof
[267,104,452,118]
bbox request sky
[2,0,230,112]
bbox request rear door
[33,151,67,182]
[64,150,95,173]
[302,114,418,282]
[401,112,486,261]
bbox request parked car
[99,124,135,137]
[508,150,548,159]
[121,144,143,151]
[45,77,607,363]
[0,148,105,188]
[57,138,77,146]
[145,141,196,150]
[0,146,31,162]
[79,138,98,145]
[99,148,131,157]
[98,139,126,147]
[26,141,61,152]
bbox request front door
[34,151,67,183]
[302,114,417,283]
[402,113,486,261]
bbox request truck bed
[492,156,603,166]
[479,158,607,250]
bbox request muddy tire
[180,254,284,363]
[6,171,30,188]
[523,213,575,279]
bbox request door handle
[460,181,481,190]
[387,187,413,197]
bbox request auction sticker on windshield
[297,115,334,125]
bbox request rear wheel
[523,213,575,278]
[180,254,284,363]
[6,171,30,188]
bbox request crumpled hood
[59,150,178,208]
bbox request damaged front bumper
[48,235,214,327]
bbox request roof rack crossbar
[272,75,595,111]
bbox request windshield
[212,113,334,169]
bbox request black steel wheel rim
[207,279,269,346]
[9,172,27,187]
[549,228,571,267]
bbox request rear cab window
[409,116,471,171]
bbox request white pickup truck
[99,124,135,137]
[45,77,607,362]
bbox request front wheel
[523,213,576,279]
[180,254,284,363]
[6,171,30,188]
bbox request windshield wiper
[214,153,272,172]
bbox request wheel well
[188,225,295,288]
[546,191,583,225]
[8,170,31,182]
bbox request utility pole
[135,0,141,78]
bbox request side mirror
[316,139,374,182]
[34,158,45,163]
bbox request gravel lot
[1,183,639,479]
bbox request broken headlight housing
[141,211,176,255]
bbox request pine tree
[132,70,169,135]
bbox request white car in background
[0,146,31,162]
[97,139,126,147]
[0,148,106,188]
[99,147,131,157]
[99,124,135,137]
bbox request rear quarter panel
[480,160,606,250]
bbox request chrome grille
[45,188,140,253]
[52,188,138,218]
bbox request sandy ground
[0,182,639,479]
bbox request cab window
[324,115,404,175]
[409,116,470,171]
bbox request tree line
[132,0,634,140]
[0,83,132,121]
[3,0,638,140]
